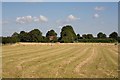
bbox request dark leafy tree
[2,26,119,44]
[109,32,118,40]
[12,32,19,37]
[46,30,57,37]
[29,29,43,42]
[82,34,87,39]
[0,37,2,43]
[86,34,93,39]
[18,31,30,42]
[82,34,93,39]
[118,37,120,43]
[77,34,81,39]
[46,29,57,42]
[41,36,48,42]
[97,32,106,39]
[59,25,77,43]
[2,37,18,44]
[11,32,20,42]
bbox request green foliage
[12,32,19,37]
[46,29,57,37]
[118,37,120,43]
[109,32,118,40]
[2,37,19,44]
[82,34,93,39]
[18,31,30,42]
[87,34,93,39]
[18,29,43,42]
[1,25,119,44]
[59,25,77,43]
[0,37,2,43]
[82,34,87,39]
[78,38,116,43]
[97,32,106,39]
[29,29,43,42]
[41,36,49,43]
[46,29,57,42]
[77,34,81,39]
[11,32,20,42]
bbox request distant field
[2,43,118,78]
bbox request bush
[78,38,116,43]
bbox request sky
[1,0,120,2]
[2,2,118,37]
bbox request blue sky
[1,0,119,2]
[2,2,118,37]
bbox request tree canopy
[46,29,57,42]
[59,25,77,43]
[82,34,93,39]
[97,32,106,39]
[29,29,43,42]
[1,25,119,44]
[109,32,118,40]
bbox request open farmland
[2,43,118,78]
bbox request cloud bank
[68,15,80,21]
[16,15,48,24]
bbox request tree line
[1,25,120,44]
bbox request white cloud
[16,15,48,24]
[93,13,100,18]
[33,17,39,22]
[16,15,33,24]
[39,15,48,22]
[68,14,80,21]
[94,6,105,11]
[56,15,80,29]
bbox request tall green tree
[59,25,77,43]
[19,31,30,42]
[2,37,18,44]
[82,34,87,39]
[77,34,81,39]
[86,34,93,39]
[109,32,118,40]
[11,32,20,42]
[82,34,93,39]
[97,32,106,39]
[12,32,19,37]
[46,29,57,42]
[29,29,43,42]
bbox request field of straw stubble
[2,43,118,78]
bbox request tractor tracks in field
[74,47,96,74]
[98,47,118,77]
[21,46,88,78]
[104,48,117,66]
[3,46,63,69]
[16,46,68,69]
[54,47,90,77]
[3,44,118,78]
[107,47,118,55]
[3,46,51,58]
[18,46,77,77]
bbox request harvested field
[2,43,118,78]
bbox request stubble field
[2,43,118,78]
